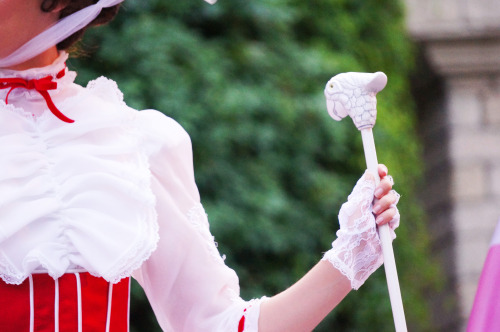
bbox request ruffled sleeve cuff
[237,297,266,332]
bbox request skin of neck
[5,47,60,71]
[0,0,63,71]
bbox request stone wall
[404,0,500,330]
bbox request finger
[373,190,399,214]
[389,189,400,206]
[375,207,398,225]
[385,175,394,186]
[374,176,393,198]
[378,164,388,178]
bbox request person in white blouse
[0,1,401,331]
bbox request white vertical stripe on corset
[29,275,34,332]
[54,278,59,332]
[105,283,113,332]
[127,279,131,332]
[75,273,82,332]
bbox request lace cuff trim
[237,298,266,332]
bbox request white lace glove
[322,172,400,290]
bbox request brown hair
[41,0,121,51]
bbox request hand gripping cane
[324,72,407,332]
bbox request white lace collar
[0,52,69,80]
[0,52,77,106]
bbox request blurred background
[72,0,500,330]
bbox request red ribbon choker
[0,67,74,123]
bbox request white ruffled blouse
[0,53,262,331]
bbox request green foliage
[72,0,440,330]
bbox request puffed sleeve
[133,110,263,331]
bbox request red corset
[0,272,130,332]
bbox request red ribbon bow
[0,68,74,123]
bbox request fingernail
[374,188,383,197]
[376,215,385,224]
[373,204,381,214]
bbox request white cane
[324,71,407,332]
